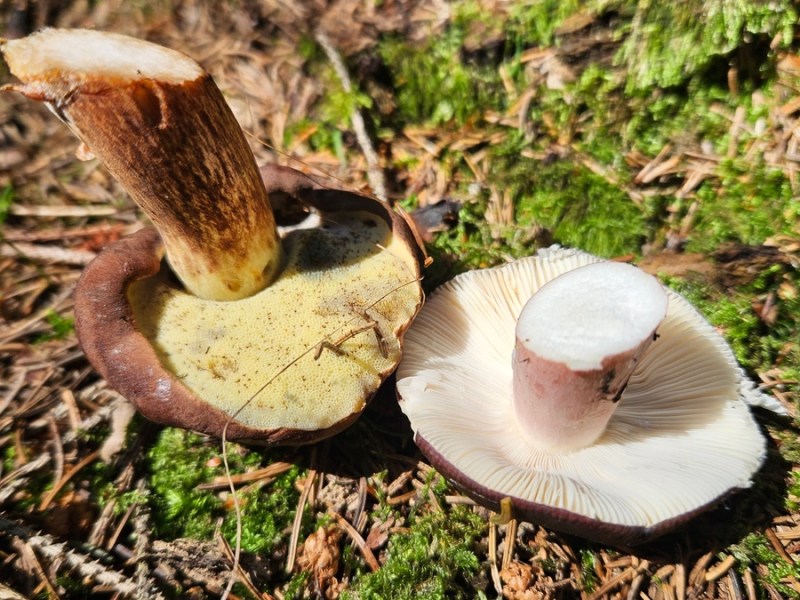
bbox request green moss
[773,427,800,468]
[732,533,800,598]
[147,428,301,554]
[343,505,485,599]
[220,464,302,555]
[665,266,800,381]
[787,470,800,511]
[284,571,310,600]
[579,550,599,592]
[0,185,12,227]
[618,0,797,91]
[319,76,374,128]
[513,160,645,257]
[690,160,797,251]
[506,0,588,47]
[34,310,75,343]
[429,200,515,272]
[624,84,732,156]
[379,19,505,126]
[147,429,222,540]
[2,446,16,473]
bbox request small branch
[315,31,387,202]
[1,516,137,596]
[133,479,165,600]
[1,241,97,265]
[332,512,380,572]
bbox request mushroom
[397,246,778,545]
[3,29,425,444]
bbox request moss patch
[342,505,485,600]
[147,428,301,554]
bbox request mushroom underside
[396,247,768,544]
[76,186,423,444]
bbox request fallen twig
[315,30,386,201]
[1,241,97,265]
[1,515,137,596]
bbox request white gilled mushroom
[3,29,425,444]
[397,246,778,544]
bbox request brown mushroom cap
[77,171,424,443]
[3,29,425,443]
[397,246,772,545]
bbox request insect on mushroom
[1,28,426,444]
[397,246,784,545]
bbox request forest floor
[0,1,798,598]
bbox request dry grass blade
[196,461,294,490]
[315,30,386,201]
[502,518,517,572]
[765,527,795,564]
[286,468,317,574]
[38,449,101,511]
[217,534,274,600]
[588,559,650,600]
[12,538,61,599]
[0,453,50,491]
[8,204,118,218]
[1,241,97,265]
[332,512,380,572]
[705,555,736,582]
[488,518,502,596]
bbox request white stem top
[515,261,669,372]
[4,28,203,85]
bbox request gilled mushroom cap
[397,246,774,545]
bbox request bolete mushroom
[3,29,425,444]
[397,246,779,545]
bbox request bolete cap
[3,29,425,444]
[397,246,777,545]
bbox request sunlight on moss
[379,22,505,126]
[147,428,301,554]
[147,430,224,540]
[221,465,302,555]
[34,310,75,343]
[732,533,800,599]
[506,0,587,47]
[691,160,796,251]
[579,549,599,592]
[513,161,645,257]
[664,260,800,379]
[619,0,797,90]
[342,505,485,600]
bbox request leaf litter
[0,0,799,598]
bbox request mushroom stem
[1,29,282,301]
[512,262,668,452]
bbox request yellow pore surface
[129,211,421,431]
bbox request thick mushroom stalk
[512,262,668,452]
[1,29,281,300]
